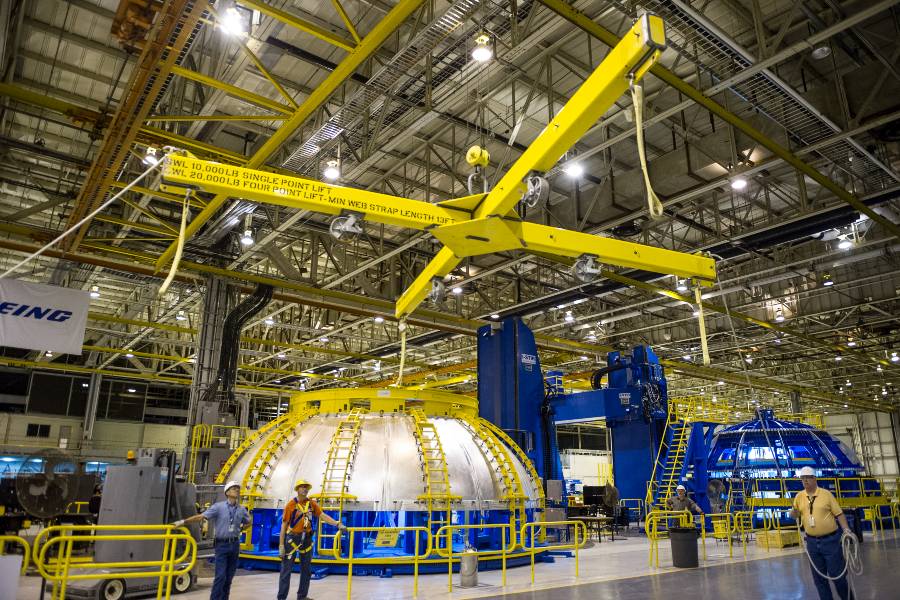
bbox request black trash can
[669,527,699,568]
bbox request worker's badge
[808,516,815,528]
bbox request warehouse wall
[0,413,187,460]
[824,411,900,482]
[561,450,613,486]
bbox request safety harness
[285,497,316,555]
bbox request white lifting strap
[158,187,191,296]
[394,318,408,387]
[630,80,664,220]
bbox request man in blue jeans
[791,467,855,600]
[175,480,250,600]
[278,479,346,600]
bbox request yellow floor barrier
[332,526,431,600]
[0,534,31,573]
[435,523,513,592]
[521,520,587,584]
[32,524,196,600]
[645,510,693,567]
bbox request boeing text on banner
[0,279,90,355]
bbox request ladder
[316,408,364,552]
[409,409,458,545]
[480,418,546,513]
[656,422,691,506]
[458,413,528,547]
[216,412,291,484]
[241,409,314,512]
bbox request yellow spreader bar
[157,14,717,320]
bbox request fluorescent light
[490,314,500,319]
[127,388,137,393]
[847,340,856,347]
[125,353,134,358]
[374,316,385,324]
[90,285,100,299]
[451,286,463,294]
[564,163,584,178]
[322,159,340,180]
[176,310,187,321]
[240,229,254,246]
[471,34,492,62]
[838,238,853,250]
[835,355,842,361]
[730,177,747,190]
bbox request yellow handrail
[64,501,90,514]
[698,512,734,560]
[0,534,31,573]
[520,521,587,584]
[332,526,431,600]
[645,509,693,567]
[33,524,196,600]
[434,523,513,592]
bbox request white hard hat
[797,467,816,478]
[676,484,686,491]
[224,480,241,493]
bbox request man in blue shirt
[175,480,250,600]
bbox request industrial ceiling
[0,0,898,420]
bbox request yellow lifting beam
[157,14,717,320]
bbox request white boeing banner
[0,279,89,355]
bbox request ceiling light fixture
[676,278,688,292]
[264,317,274,326]
[451,286,463,295]
[320,336,330,343]
[565,311,575,323]
[220,6,246,36]
[142,146,159,166]
[835,355,842,361]
[811,45,831,60]
[322,159,340,180]
[127,388,137,393]
[564,162,584,178]
[891,352,899,363]
[490,313,500,319]
[240,229,254,246]
[730,177,747,190]
[838,238,853,250]
[175,310,187,321]
[125,353,134,358]
[90,285,100,299]
[821,273,834,287]
[774,308,784,322]
[277,352,286,359]
[471,33,492,62]
[45,351,53,357]
[374,316,385,324]
[718,381,725,386]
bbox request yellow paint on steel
[329,0,361,44]
[338,527,431,600]
[215,414,289,484]
[32,525,196,600]
[170,66,294,115]
[160,153,466,229]
[288,387,480,417]
[521,521,587,583]
[315,408,364,555]
[395,14,669,318]
[540,0,900,240]
[238,0,357,51]
[146,114,289,122]
[155,0,427,271]
[435,523,512,592]
[0,535,31,573]
[241,410,313,513]
[409,408,458,542]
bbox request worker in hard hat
[277,478,346,600]
[174,480,250,600]
[666,485,704,515]
[790,467,854,600]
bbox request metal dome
[222,388,543,512]
[707,409,863,477]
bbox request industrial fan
[15,450,80,519]
[706,479,727,514]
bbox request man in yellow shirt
[791,467,854,600]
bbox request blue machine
[477,318,669,502]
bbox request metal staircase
[240,409,313,512]
[656,422,691,506]
[316,408,365,552]
[458,413,528,546]
[409,409,458,544]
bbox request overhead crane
[158,14,717,320]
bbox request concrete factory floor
[15,530,899,599]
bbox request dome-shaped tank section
[707,409,863,478]
[216,388,546,571]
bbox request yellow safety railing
[520,521,587,584]
[65,501,89,514]
[699,512,735,560]
[242,409,313,514]
[669,395,733,424]
[215,413,291,483]
[435,523,514,592]
[1,534,31,573]
[187,424,250,484]
[33,524,196,600]
[645,510,693,567]
[332,526,431,600]
[619,498,647,523]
